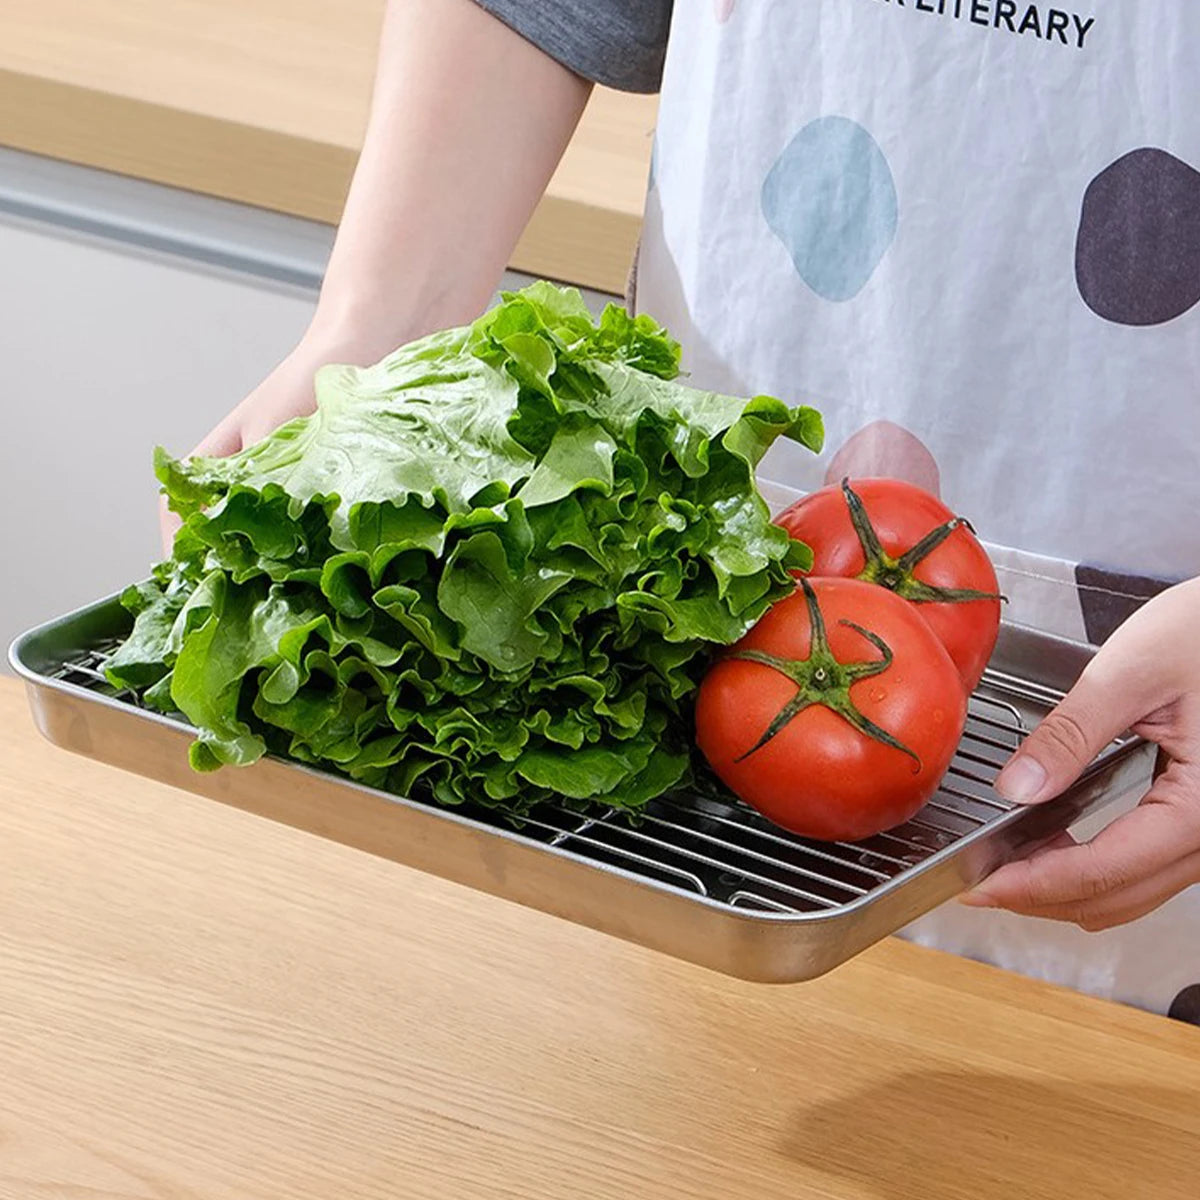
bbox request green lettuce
[107,282,822,816]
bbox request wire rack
[49,639,1029,916]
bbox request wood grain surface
[0,0,655,293]
[2,679,1199,1198]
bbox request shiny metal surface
[10,594,1154,982]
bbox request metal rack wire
[50,640,1029,916]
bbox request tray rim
[8,590,1148,934]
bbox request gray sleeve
[471,0,673,93]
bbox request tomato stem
[840,478,1004,605]
[730,579,920,769]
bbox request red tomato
[775,478,1001,691]
[695,577,966,842]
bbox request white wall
[0,149,616,665]
[0,216,319,658]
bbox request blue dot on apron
[761,116,898,303]
[1076,148,1200,327]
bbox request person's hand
[158,327,375,553]
[961,576,1200,929]
[158,0,593,556]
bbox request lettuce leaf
[109,283,822,816]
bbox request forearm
[310,0,593,360]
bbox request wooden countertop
[3,676,1199,1198]
[0,0,656,294]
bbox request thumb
[995,665,1140,805]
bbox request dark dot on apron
[1074,564,1175,645]
[1168,984,1200,1027]
[1075,148,1200,327]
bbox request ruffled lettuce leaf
[109,283,822,816]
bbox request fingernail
[995,756,1047,804]
[958,889,997,908]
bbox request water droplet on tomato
[869,687,887,703]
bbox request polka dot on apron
[1075,148,1200,327]
[761,117,898,304]
[1168,984,1200,1026]
[1074,564,1175,645]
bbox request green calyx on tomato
[730,579,920,770]
[840,478,1004,606]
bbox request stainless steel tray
[10,593,1154,982]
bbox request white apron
[633,0,1200,1015]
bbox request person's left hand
[960,576,1200,930]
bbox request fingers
[964,580,1200,929]
[993,585,1200,806]
[158,416,246,556]
[994,662,1153,806]
[963,769,1200,927]
[155,342,328,557]
[975,850,1200,931]
[964,816,1170,912]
